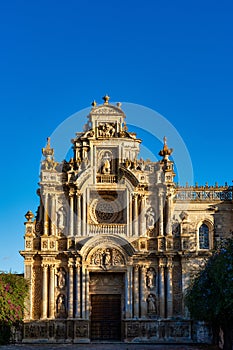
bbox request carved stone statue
[146,267,156,289]
[146,207,155,228]
[101,249,111,267]
[57,206,66,231]
[57,294,66,317]
[147,293,157,313]
[102,152,111,174]
[57,267,66,289]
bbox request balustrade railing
[89,224,126,235]
[96,174,117,183]
[175,187,233,201]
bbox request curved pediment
[90,104,125,116]
[119,165,139,187]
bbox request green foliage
[0,272,28,325]
[185,238,233,326]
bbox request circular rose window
[95,201,115,222]
[90,196,120,224]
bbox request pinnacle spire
[159,136,173,161]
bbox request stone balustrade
[89,224,126,235]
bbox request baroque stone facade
[20,96,233,343]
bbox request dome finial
[102,94,110,105]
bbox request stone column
[139,195,146,236]
[69,191,74,237]
[49,264,55,318]
[130,266,133,317]
[166,193,173,236]
[159,258,165,318]
[167,258,173,317]
[133,265,139,318]
[41,263,48,318]
[85,269,90,319]
[75,260,81,318]
[82,191,86,236]
[51,195,56,236]
[181,257,189,317]
[76,192,81,236]
[24,258,33,320]
[158,192,164,236]
[133,194,138,236]
[44,193,49,235]
[81,266,86,318]
[68,260,74,318]
[127,192,131,236]
[140,265,147,317]
[125,266,133,318]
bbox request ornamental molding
[91,106,123,115]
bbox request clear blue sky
[0,0,232,273]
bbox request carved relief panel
[89,248,125,270]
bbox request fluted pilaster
[167,258,173,317]
[159,258,165,317]
[49,264,55,318]
[41,263,48,318]
[68,259,74,318]
[133,265,139,318]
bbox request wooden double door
[91,294,121,340]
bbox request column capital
[69,187,76,197]
[68,259,75,269]
[42,263,49,269]
[75,257,81,267]
[159,257,166,268]
[141,264,148,272]
[167,259,173,270]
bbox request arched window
[199,224,209,249]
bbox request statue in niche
[146,207,155,228]
[57,206,66,231]
[102,152,111,174]
[147,293,157,313]
[101,249,111,268]
[146,267,156,289]
[57,267,66,289]
[57,294,66,317]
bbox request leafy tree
[185,238,233,350]
[0,272,28,344]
